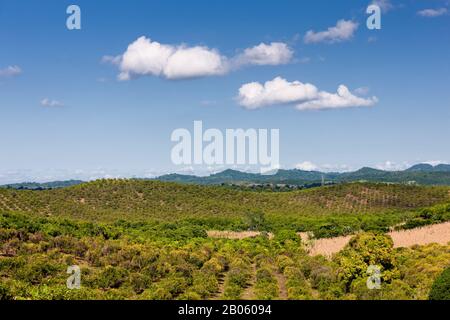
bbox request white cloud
[109,36,227,80]
[234,42,293,66]
[295,161,319,171]
[163,46,228,79]
[423,160,446,166]
[296,85,378,111]
[304,20,358,44]
[417,8,448,17]
[370,0,394,13]
[40,98,64,108]
[104,37,293,81]
[237,77,378,111]
[375,161,411,171]
[295,162,352,172]
[0,65,22,77]
[237,77,318,109]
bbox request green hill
[1,179,449,301]
[1,179,449,237]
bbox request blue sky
[0,0,449,183]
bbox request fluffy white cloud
[237,77,377,111]
[417,8,448,17]
[238,77,318,109]
[296,85,378,111]
[235,42,293,66]
[304,20,358,44]
[104,37,293,81]
[163,46,228,79]
[40,98,64,107]
[117,36,228,80]
[295,161,319,171]
[0,65,22,77]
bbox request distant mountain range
[156,164,450,186]
[1,164,450,189]
[0,180,84,190]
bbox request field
[1,180,450,300]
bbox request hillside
[1,179,450,301]
[1,179,449,237]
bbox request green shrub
[429,267,450,300]
[254,267,278,300]
[96,266,129,289]
[274,230,300,245]
[334,232,399,290]
[0,283,13,300]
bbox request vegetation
[156,164,450,186]
[0,180,83,190]
[0,179,449,239]
[429,267,450,300]
[0,179,449,300]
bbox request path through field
[212,273,227,300]
[274,272,288,300]
[241,264,256,300]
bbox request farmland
[0,180,449,300]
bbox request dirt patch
[208,222,450,257]
[306,235,354,257]
[306,222,450,257]
[388,222,450,248]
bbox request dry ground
[208,222,450,257]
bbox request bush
[128,272,151,294]
[334,232,399,290]
[190,271,219,298]
[0,283,13,300]
[16,259,62,284]
[429,267,450,300]
[96,266,128,289]
[254,267,278,300]
[274,230,300,245]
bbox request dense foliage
[0,211,449,300]
[157,166,450,186]
[429,267,450,300]
[0,180,449,300]
[0,180,449,239]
